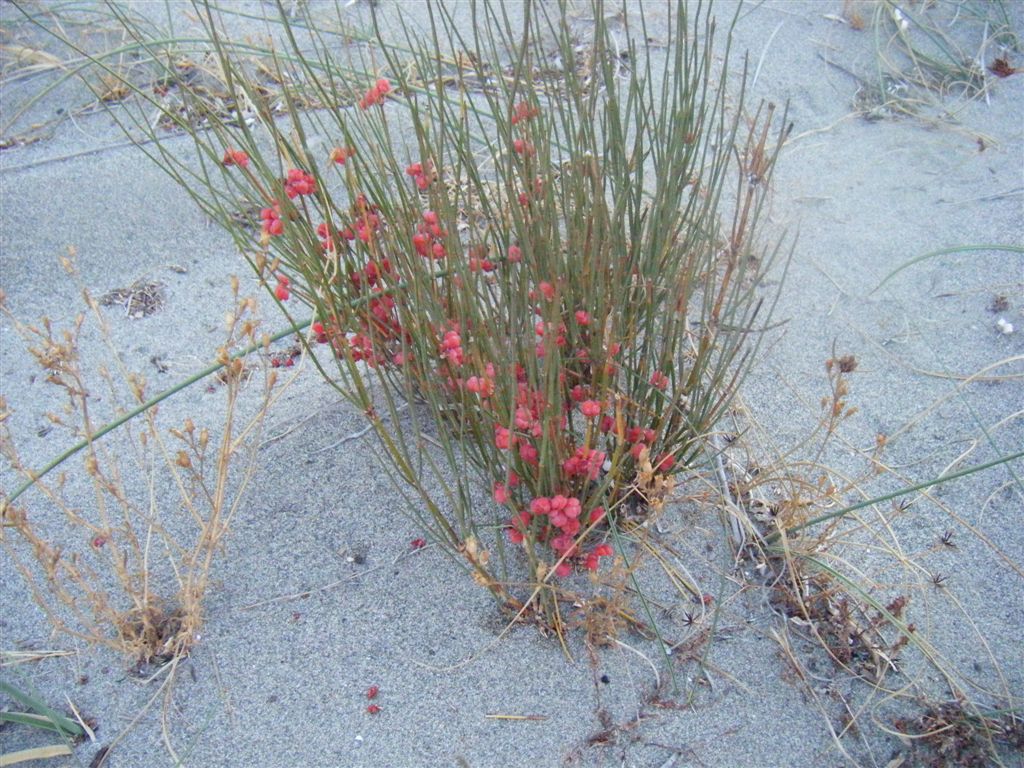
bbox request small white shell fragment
[996,318,1014,335]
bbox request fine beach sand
[1,2,1022,766]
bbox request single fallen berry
[410,538,426,550]
[367,685,379,699]
[367,704,381,715]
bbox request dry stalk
[1,266,275,664]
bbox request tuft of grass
[866,0,1022,117]
[722,341,1023,764]
[0,676,84,766]
[3,7,1019,764]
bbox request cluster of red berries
[284,168,316,199]
[274,274,290,301]
[359,78,391,109]
[465,364,496,398]
[260,202,283,237]
[412,210,447,260]
[221,148,249,167]
[510,101,539,125]
[405,161,433,191]
[330,146,356,165]
[504,494,612,576]
[439,327,464,366]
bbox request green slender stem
[871,244,1024,294]
[770,449,1024,541]
[4,318,312,508]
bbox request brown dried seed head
[176,451,191,468]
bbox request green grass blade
[872,244,1024,294]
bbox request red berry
[367,685,379,699]
[410,538,426,550]
[330,146,355,165]
[367,704,381,714]
[222,148,249,168]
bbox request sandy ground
[1,1,1022,766]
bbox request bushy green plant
[50,0,788,633]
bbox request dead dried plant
[0,260,276,665]
[713,350,1022,765]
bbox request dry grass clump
[893,699,1024,767]
[836,0,1022,119]
[712,346,1023,765]
[1,262,275,664]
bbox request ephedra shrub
[95,0,788,631]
